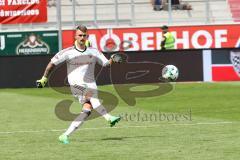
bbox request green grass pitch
[0,82,240,160]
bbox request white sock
[63,108,91,136]
[102,113,112,121]
[64,121,83,136]
[90,97,112,121]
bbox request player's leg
[73,83,120,127]
[90,96,121,127]
[59,102,92,144]
[63,102,91,136]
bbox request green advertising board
[0,31,58,56]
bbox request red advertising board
[0,0,47,24]
[207,49,240,81]
[212,66,240,81]
[63,24,240,51]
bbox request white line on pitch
[0,121,234,135]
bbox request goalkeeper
[36,25,123,144]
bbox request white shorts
[70,83,98,105]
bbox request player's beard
[76,40,86,49]
[80,40,86,46]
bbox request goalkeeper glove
[36,76,48,88]
[111,53,123,63]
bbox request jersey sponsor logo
[0,35,5,51]
[16,33,50,55]
[69,55,93,66]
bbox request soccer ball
[162,65,179,81]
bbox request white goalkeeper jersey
[51,46,109,86]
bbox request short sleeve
[51,49,69,65]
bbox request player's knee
[83,101,92,110]
[82,108,91,116]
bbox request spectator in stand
[48,0,79,7]
[162,0,192,10]
[151,0,163,11]
[48,0,56,7]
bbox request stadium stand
[228,0,240,22]
[0,0,235,30]
[47,0,233,27]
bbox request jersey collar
[74,40,87,53]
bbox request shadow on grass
[101,135,164,141]
[71,135,165,143]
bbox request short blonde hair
[76,25,88,32]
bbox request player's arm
[43,62,55,78]
[36,62,55,88]
[36,48,68,88]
